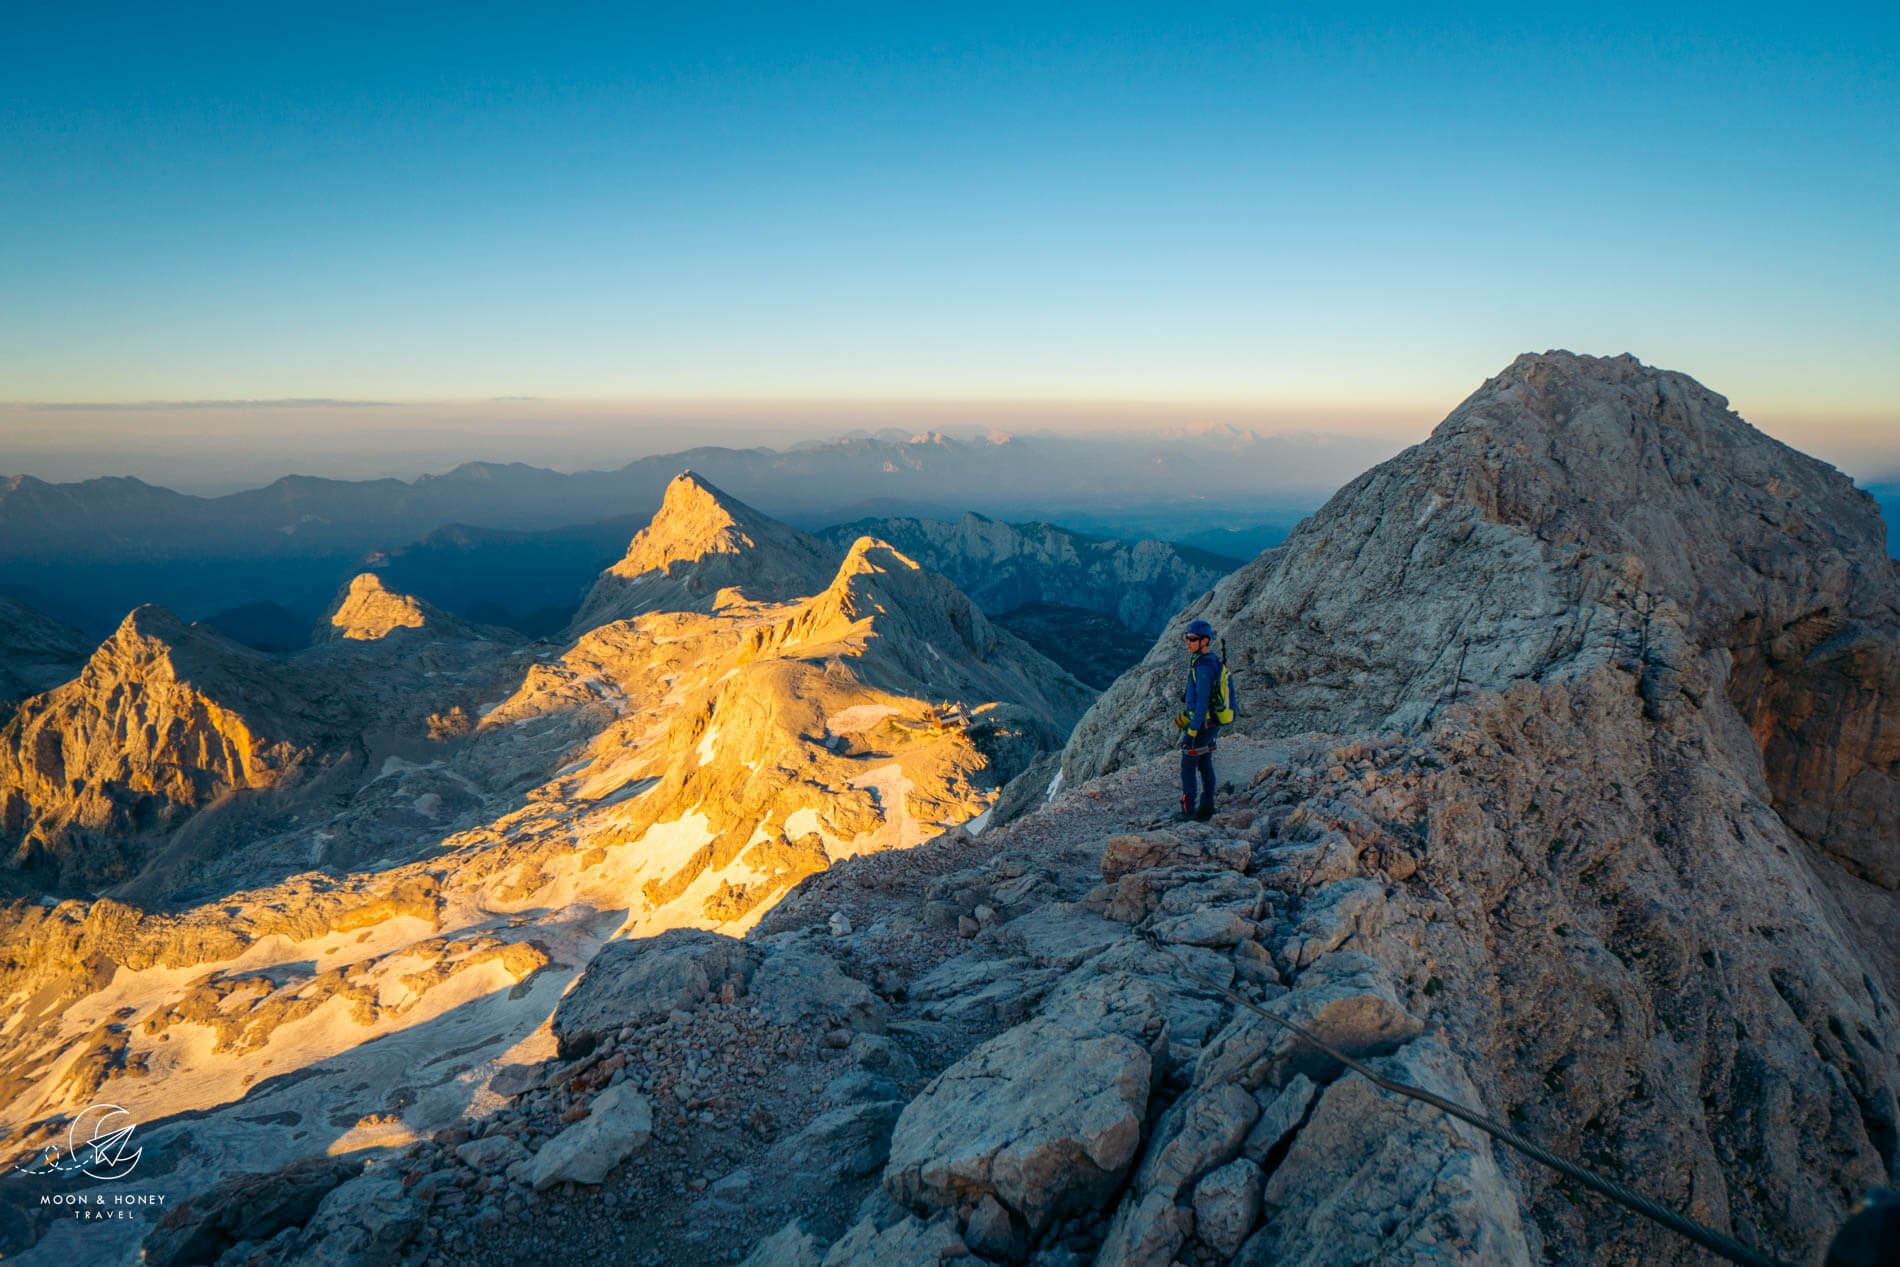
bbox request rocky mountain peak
[1067,351,1896,838]
[0,604,342,891]
[319,572,457,642]
[567,471,840,632]
[94,604,258,687]
[649,468,747,537]
[835,535,922,579]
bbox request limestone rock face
[0,606,341,888]
[882,1009,1152,1234]
[284,1170,424,1266]
[317,571,481,643]
[1062,350,1900,891]
[1240,1042,1533,1266]
[817,512,1234,634]
[568,469,840,631]
[140,1156,363,1267]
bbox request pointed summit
[567,471,838,633]
[745,535,1093,741]
[318,573,472,643]
[2,603,331,890]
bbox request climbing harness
[1135,929,1791,1267]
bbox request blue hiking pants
[1181,743,1216,814]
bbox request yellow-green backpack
[1203,639,1236,725]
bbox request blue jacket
[1184,651,1223,743]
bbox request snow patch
[634,809,714,873]
[825,704,899,735]
[784,807,825,840]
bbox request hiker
[1174,618,1224,820]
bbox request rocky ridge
[126,351,1888,1267]
[1065,351,1899,894]
[816,514,1236,635]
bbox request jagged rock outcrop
[0,606,343,888]
[1065,350,1900,892]
[0,596,90,711]
[488,520,1093,937]
[817,513,1235,634]
[317,572,481,643]
[568,470,839,632]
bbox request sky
[3,2,1896,488]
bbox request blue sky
[2,2,1896,471]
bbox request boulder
[552,928,756,1057]
[1249,1041,1531,1264]
[768,1099,905,1183]
[1155,870,1263,919]
[455,1133,528,1174]
[529,1084,654,1190]
[1033,969,1173,1052]
[740,1218,824,1267]
[1133,1081,1259,1200]
[142,1156,363,1267]
[883,1012,1151,1234]
[820,1210,965,1266]
[1148,907,1258,947]
[289,1172,423,1267]
[1195,956,1422,1091]
[1281,878,1389,969]
[1193,1157,1264,1255]
[909,951,1055,1027]
[1241,1072,1318,1165]
[1003,901,1131,970]
[1094,1190,1194,1267]
[1102,832,1198,883]
[820,1069,903,1107]
[749,945,888,1033]
[964,1194,1015,1257]
[846,1032,920,1084]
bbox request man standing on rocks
[1174,618,1224,821]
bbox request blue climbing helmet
[1185,619,1214,638]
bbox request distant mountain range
[0,430,1322,636]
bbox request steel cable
[1136,929,1789,1267]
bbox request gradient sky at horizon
[3,2,1896,481]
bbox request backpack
[1203,641,1237,726]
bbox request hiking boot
[1194,804,1215,821]
[1171,809,1201,823]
